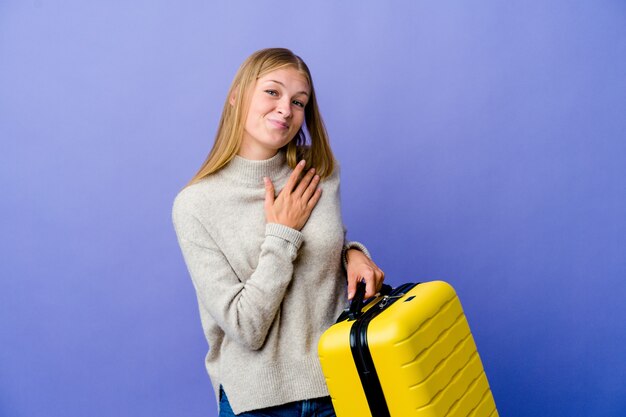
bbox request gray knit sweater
[172,151,369,414]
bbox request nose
[276,97,292,118]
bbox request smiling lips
[268,118,289,129]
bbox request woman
[172,48,384,417]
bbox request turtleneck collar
[218,151,292,185]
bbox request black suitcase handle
[348,281,393,320]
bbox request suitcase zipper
[349,283,418,417]
[378,294,405,309]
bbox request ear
[229,86,238,106]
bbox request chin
[265,138,292,149]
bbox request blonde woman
[172,48,384,417]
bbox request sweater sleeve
[173,203,302,351]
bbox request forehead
[257,67,310,93]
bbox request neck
[237,143,279,161]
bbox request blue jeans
[218,386,336,417]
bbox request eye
[292,99,305,108]
[264,89,278,97]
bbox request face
[238,67,310,160]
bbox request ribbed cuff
[342,241,372,270]
[265,223,304,249]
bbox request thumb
[264,177,275,208]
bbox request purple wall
[2,1,625,416]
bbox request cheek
[292,113,305,130]
[247,105,268,127]
[249,96,271,117]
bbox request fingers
[300,172,320,202]
[347,273,360,300]
[263,160,322,230]
[284,160,307,193]
[372,266,385,296]
[346,255,385,300]
[348,270,385,300]
[263,177,275,210]
[294,167,317,197]
[306,185,322,210]
[362,269,377,299]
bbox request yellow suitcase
[318,281,498,417]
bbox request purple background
[2,1,625,416]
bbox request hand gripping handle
[348,281,393,320]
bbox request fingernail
[348,291,354,299]
[299,160,306,166]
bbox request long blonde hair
[187,48,335,186]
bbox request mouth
[268,119,289,129]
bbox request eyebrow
[265,80,310,96]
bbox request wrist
[346,248,366,263]
[342,241,371,270]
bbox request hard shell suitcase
[318,281,498,417]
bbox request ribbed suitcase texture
[318,281,498,417]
